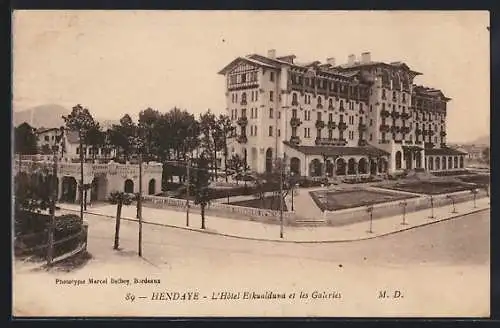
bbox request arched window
[395,151,402,169]
[428,156,434,170]
[124,179,134,193]
[460,156,464,168]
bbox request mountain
[13,104,69,129]
[471,135,489,147]
[13,104,119,130]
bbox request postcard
[12,10,490,317]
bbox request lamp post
[428,195,435,219]
[367,205,374,233]
[290,172,295,212]
[399,200,408,225]
[471,188,478,208]
[446,195,457,214]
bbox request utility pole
[279,155,284,239]
[47,149,58,266]
[79,130,84,221]
[186,156,190,227]
[138,152,143,257]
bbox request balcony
[415,140,423,145]
[240,100,247,106]
[415,128,422,135]
[390,111,400,119]
[401,112,411,120]
[327,121,337,130]
[400,126,411,134]
[390,126,401,134]
[379,124,390,133]
[422,130,429,136]
[291,100,299,106]
[315,138,347,146]
[440,131,447,137]
[424,142,435,149]
[290,117,302,128]
[358,123,367,131]
[317,103,323,110]
[381,109,390,118]
[237,135,248,144]
[289,136,301,145]
[359,109,365,115]
[328,104,335,111]
[315,120,326,129]
[237,116,248,127]
[358,139,368,147]
[339,106,345,112]
[338,122,348,131]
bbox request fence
[142,194,294,224]
[321,189,488,227]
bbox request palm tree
[108,191,133,250]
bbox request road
[13,210,490,317]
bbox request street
[14,210,490,317]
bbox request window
[44,136,49,141]
[360,103,363,111]
[255,91,258,101]
[269,126,273,136]
[292,93,298,104]
[277,111,281,119]
[370,119,373,126]
[382,89,386,99]
[328,129,333,139]
[270,72,275,82]
[317,112,322,121]
[269,108,274,118]
[329,98,333,107]
[270,91,274,102]
[255,108,258,118]
[370,105,373,112]
[235,94,238,103]
[292,109,297,118]
[277,129,281,137]
[329,113,333,122]
[254,126,257,136]
[76,147,80,154]
[369,133,373,141]
[317,96,322,105]
[241,108,246,117]
[241,74,246,83]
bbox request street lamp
[471,188,478,208]
[428,195,435,219]
[367,205,374,233]
[399,200,408,225]
[290,172,295,211]
[446,194,457,214]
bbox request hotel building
[218,50,466,177]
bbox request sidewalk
[58,197,490,243]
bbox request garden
[228,195,288,211]
[309,189,416,212]
[377,180,480,195]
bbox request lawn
[228,195,288,211]
[309,189,415,212]
[379,181,478,195]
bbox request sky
[12,10,489,143]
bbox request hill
[471,135,489,147]
[13,104,118,129]
[13,104,69,128]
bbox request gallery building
[218,50,466,177]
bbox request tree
[14,123,38,155]
[138,107,161,161]
[482,147,490,165]
[227,154,247,185]
[62,104,96,221]
[85,123,105,162]
[199,110,217,181]
[194,152,211,229]
[109,114,136,162]
[108,191,133,250]
[216,114,235,182]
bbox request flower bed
[309,189,416,212]
[228,195,288,211]
[378,180,479,195]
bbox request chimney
[326,57,336,66]
[347,54,356,66]
[361,52,371,64]
[267,49,276,59]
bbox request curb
[58,205,490,244]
